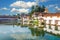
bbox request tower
[44,8,49,13]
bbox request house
[20,14,30,25]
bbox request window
[41,22,44,25]
[55,24,58,30]
[49,20,51,29]
[44,20,46,28]
[49,24,51,29]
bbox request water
[0,25,60,40]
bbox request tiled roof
[32,12,60,17]
[43,13,60,17]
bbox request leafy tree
[29,6,35,17]
[34,5,41,12]
[30,5,45,16]
[17,14,20,19]
[41,5,45,12]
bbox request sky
[0,0,60,15]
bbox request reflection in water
[16,23,45,37]
[10,24,45,40]
[29,27,45,37]
[16,23,44,36]
[0,23,60,40]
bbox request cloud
[55,6,60,10]
[48,5,55,7]
[10,1,36,8]
[11,8,29,13]
[35,0,48,2]
[11,8,18,12]
[0,7,9,10]
[40,0,48,2]
[18,9,29,13]
[46,5,56,8]
[10,0,49,14]
[46,4,58,8]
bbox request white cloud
[55,6,60,10]
[11,8,29,13]
[48,5,55,7]
[10,0,49,14]
[46,4,58,8]
[11,8,18,12]
[35,0,48,2]
[0,7,9,10]
[10,1,36,8]
[40,0,48,2]
[46,5,56,8]
[18,9,29,13]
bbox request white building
[32,12,60,35]
[20,14,30,25]
[31,12,44,27]
[43,13,60,35]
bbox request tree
[33,5,45,12]
[17,14,20,19]
[29,6,35,17]
[29,5,45,16]
[31,6,35,10]
[41,5,45,12]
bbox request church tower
[44,8,49,13]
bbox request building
[17,12,60,34]
[0,15,17,24]
[31,12,60,34]
[44,8,49,13]
[30,12,44,27]
[43,13,60,34]
[20,14,30,25]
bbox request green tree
[30,6,35,17]
[41,5,45,12]
[17,14,20,19]
[30,5,45,16]
[33,19,39,26]
[34,5,41,12]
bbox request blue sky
[0,0,60,15]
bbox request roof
[32,12,43,16]
[32,12,60,17]
[43,13,60,17]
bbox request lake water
[0,25,60,40]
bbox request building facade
[18,12,60,35]
[19,14,30,25]
[30,12,44,28]
[30,12,60,35]
[0,15,17,24]
[43,13,60,34]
